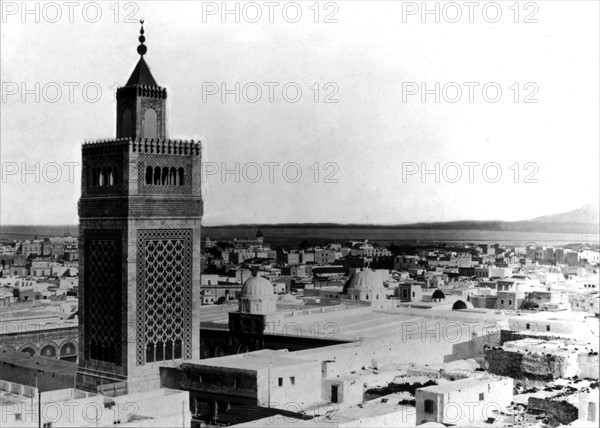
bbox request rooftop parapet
[82,138,201,156]
[116,84,167,100]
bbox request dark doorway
[331,385,338,403]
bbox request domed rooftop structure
[231,271,278,333]
[241,272,274,297]
[278,293,297,302]
[255,229,264,238]
[452,300,473,310]
[345,269,387,302]
[347,269,385,291]
[432,289,446,300]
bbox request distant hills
[527,203,599,225]
[388,203,600,234]
[205,203,600,234]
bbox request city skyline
[1,1,599,227]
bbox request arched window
[165,340,173,360]
[99,168,106,186]
[106,345,116,364]
[21,347,36,356]
[143,108,158,138]
[90,340,97,360]
[154,166,161,185]
[156,341,164,362]
[121,108,133,137]
[40,345,57,358]
[162,167,169,185]
[108,167,114,185]
[60,342,76,357]
[214,346,226,357]
[169,167,177,185]
[146,166,153,184]
[174,339,182,359]
[146,343,155,363]
[178,167,185,186]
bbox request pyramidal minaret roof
[125,20,159,87]
[126,57,158,86]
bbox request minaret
[77,22,202,394]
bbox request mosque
[198,265,409,359]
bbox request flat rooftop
[189,349,315,371]
[418,375,507,394]
[198,300,598,351]
[0,347,77,376]
[0,301,77,334]
[503,338,598,354]
[233,401,417,427]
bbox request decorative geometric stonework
[138,154,192,195]
[84,229,122,365]
[136,229,193,365]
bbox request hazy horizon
[1,202,598,228]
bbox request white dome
[241,273,274,297]
[347,269,385,291]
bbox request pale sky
[1,1,599,226]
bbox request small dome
[241,273,274,297]
[256,229,264,238]
[347,269,385,291]
[278,293,298,302]
[432,289,446,299]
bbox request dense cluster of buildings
[1,236,78,260]
[200,233,599,316]
[0,237,79,306]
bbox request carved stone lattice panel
[136,229,193,365]
[138,154,192,195]
[84,229,122,365]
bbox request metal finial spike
[137,19,147,56]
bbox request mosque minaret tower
[77,22,202,393]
